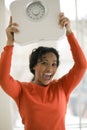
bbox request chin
[42,81,51,86]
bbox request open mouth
[43,73,53,81]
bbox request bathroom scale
[10,0,65,45]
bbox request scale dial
[26,1,46,21]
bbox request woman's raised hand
[58,12,72,35]
[6,16,19,45]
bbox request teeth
[44,73,52,76]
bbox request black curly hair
[29,46,59,75]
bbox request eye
[52,63,57,67]
[41,61,48,65]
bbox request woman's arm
[58,13,87,99]
[0,16,21,99]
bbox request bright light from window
[77,0,87,19]
[60,0,87,20]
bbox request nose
[46,64,53,72]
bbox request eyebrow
[39,57,57,62]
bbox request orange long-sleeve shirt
[0,33,87,130]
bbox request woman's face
[33,52,58,86]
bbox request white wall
[0,1,13,130]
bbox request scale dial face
[26,1,46,21]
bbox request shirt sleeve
[0,45,21,100]
[60,32,87,100]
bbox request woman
[0,13,86,130]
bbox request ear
[33,63,38,72]
[33,66,36,71]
